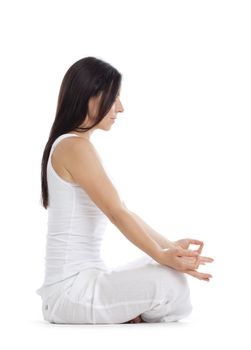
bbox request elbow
[109,205,129,224]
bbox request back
[36,133,109,298]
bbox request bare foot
[122,315,144,324]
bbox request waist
[36,259,108,296]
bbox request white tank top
[36,133,109,296]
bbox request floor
[4,306,250,350]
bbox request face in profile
[84,93,124,131]
[99,94,124,130]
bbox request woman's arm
[126,210,176,250]
[65,140,165,263]
[111,208,164,262]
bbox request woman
[36,56,214,324]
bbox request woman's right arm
[110,207,166,262]
[64,138,199,269]
[110,208,199,269]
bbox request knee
[171,272,193,317]
[153,265,193,313]
[156,264,191,299]
[174,271,191,299]
[171,269,190,290]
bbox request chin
[100,125,111,131]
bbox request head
[77,87,124,135]
[41,56,124,209]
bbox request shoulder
[53,136,125,219]
[55,135,97,158]
[59,136,103,167]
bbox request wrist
[165,241,177,249]
[155,247,171,265]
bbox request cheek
[111,104,116,113]
[102,115,111,124]
[103,104,116,120]
[106,109,114,119]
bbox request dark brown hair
[41,56,122,209]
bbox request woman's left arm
[127,210,176,250]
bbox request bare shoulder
[58,136,125,219]
[51,136,101,183]
[55,136,99,161]
[59,136,104,172]
[67,136,102,161]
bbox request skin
[60,91,143,324]
[71,91,124,141]
[122,315,145,324]
[51,91,124,183]
[51,91,213,324]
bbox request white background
[0,0,250,349]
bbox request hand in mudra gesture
[173,238,214,282]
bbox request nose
[118,105,124,113]
[116,99,124,113]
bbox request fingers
[199,256,214,263]
[178,254,213,271]
[185,269,213,281]
[187,239,203,245]
[197,242,204,254]
[178,255,200,270]
[182,253,214,264]
[189,240,204,254]
[186,269,213,280]
[175,247,214,273]
[176,248,199,258]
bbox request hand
[173,238,214,282]
[178,255,214,281]
[158,247,201,272]
[173,238,204,254]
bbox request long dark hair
[41,56,122,209]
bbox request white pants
[40,255,193,324]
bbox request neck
[70,129,94,140]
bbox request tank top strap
[51,133,80,151]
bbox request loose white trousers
[40,255,193,324]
